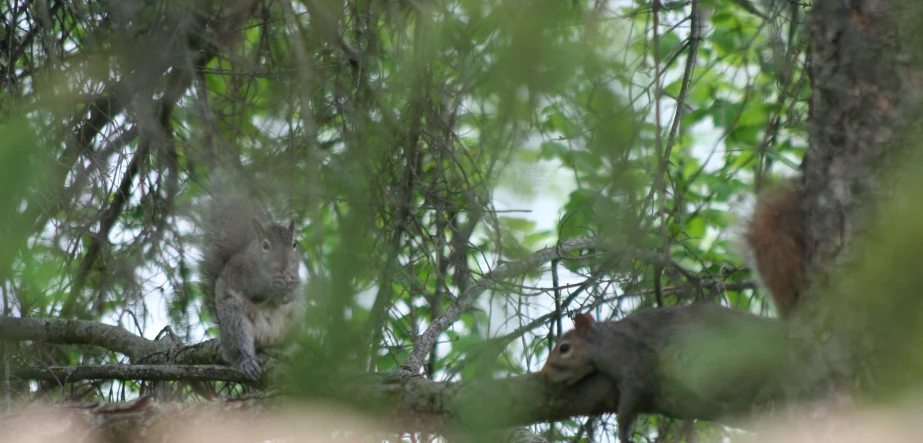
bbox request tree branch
[15,364,246,384]
[2,368,767,437]
[0,317,161,361]
[0,317,222,369]
[0,393,568,443]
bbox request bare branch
[0,317,162,361]
[0,317,226,370]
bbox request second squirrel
[542,304,784,443]
[200,196,306,379]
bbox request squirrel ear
[251,218,265,238]
[288,216,296,233]
[573,312,598,340]
[574,312,596,328]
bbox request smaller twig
[401,238,601,373]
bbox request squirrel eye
[262,239,271,252]
[292,240,297,249]
[559,343,571,355]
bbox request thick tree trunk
[799,0,923,395]
[804,0,923,281]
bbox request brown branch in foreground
[6,392,920,443]
[14,364,247,385]
[0,395,551,443]
[0,370,769,440]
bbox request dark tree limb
[0,393,552,443]
[14,364,246,384]
[0,316,222,369]
[0,366,766,437]
[0,317,162,361]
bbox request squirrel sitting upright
[541,304,784,443]
[200,194,306,379]
[738,181,806,317]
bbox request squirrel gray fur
[542,304,785,443]
[200,193,305,379]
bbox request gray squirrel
[199,193,306,379]
[542,304,786,443]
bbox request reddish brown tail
[742,183,805,316]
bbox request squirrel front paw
[236,354,262,380]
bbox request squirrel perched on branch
[541,304,785,443]
[738,181,806,317]
[199,192,306,379]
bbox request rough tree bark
[803,0,923,287]
[796,0,923,397]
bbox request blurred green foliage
[0,0,816,440]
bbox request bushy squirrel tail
[198,191,268,301]
[739,182,806,317]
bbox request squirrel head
[540,312,599,385]
[249,217,301,292]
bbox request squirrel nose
[271,279,286,290]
